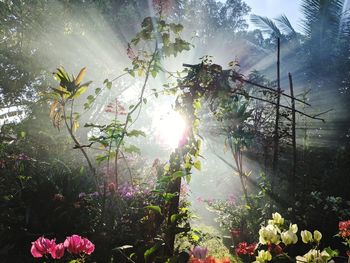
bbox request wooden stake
[289,73,297,180]
[271,37,281,199]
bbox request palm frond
[275,14,296,36]
[250,14,282,37]
[301,0,345,37]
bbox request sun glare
[153,109,187,149]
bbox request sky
[242,0,303,32]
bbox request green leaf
[162,33,170,45]
[194,160,201,171]
[324,247,338,258]
[51,87,70,96]
[113,245,133,251]
[71,86,87,99]
[141,17,153,29]
[171,171,184,179]
[129,70,135,77]
[145,205,162,215]
[170,214,181,223]
[96,154,109,164]
[144,243,160,261]
[106,81,112,90]
[170,23,184,34]
[20,131,26,138]
[162,193,177,202]
[124,144,141,154]
[143,98,147,104]
[127,129,146,137]
[151,70,157,78]
[95,87,101,94]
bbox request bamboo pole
[271,37,281,200]
[289,73,297,180]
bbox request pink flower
[51,243,65,259]
[64,235,83,254]
[64,235,94,255]
[81,238,95,255]
[30,237,56,258]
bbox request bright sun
[153,109,187,149]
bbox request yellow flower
[296,249,330,263]
[268,212,284,226]
[281,224,298,245]
[290,223,298,233]
[254,250,272,263]
[313,230,322,243]
[259,224,280,245]
[301,230,313,243]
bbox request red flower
[274,244,283,255]
[235,242,257,256]
[339,220,350,238]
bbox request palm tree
[250,14,298,42]
[301,0,350,77]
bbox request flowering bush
[234,212,337,263]
[31,235,94,261]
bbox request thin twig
[236,92,326,122]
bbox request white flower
[301,230,313,243]
[268,212,284,226]
[296,249,331,263]
[259,224,280,245]
[313,230,322,243]
[290,223,298,233]
[281,224,298,245]
[254,250,272,263]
